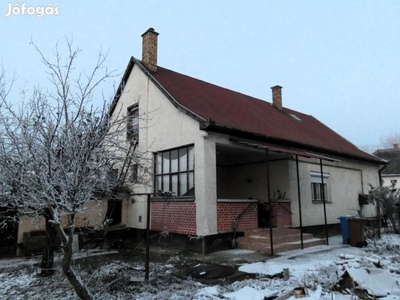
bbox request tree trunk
[40,209,57,277]
[51,210,93,300]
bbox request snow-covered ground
[0,234,400,299]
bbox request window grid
[311,182,328,201]
[155,145,194,197]
[127,105,139,141]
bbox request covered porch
[215,139,334,254]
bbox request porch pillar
[195,138,218,236]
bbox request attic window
[127,104,139,141]
[289,114,302,122]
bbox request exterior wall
[216,147,290,204]
[289,157,380,228]
[73,200,107,229]
[217,162,268,201]
[217,201,258,233]
[114,64,218,235]
[269,160,291,200]
[17,199,107,244]
[151,201,196,235]
[17,215,45,244]
[270,200,292,227]
[382,175,400,187]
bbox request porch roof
[231,139,341,162]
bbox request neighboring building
[110,28,385,251]
[373,144,400,187]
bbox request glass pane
[127,107,139,139]
[162,152,170,174]
[179,173,187,196]
[162,175,170,193]
[156,154,162,175]
[155,176,162,194]
[171,150,178,173]
[322,184,328,201]
[311,183,314,200]
[131,109,139,135]
[179,148,187,172]
[188,146,194,170]
[188,171,194,192]
[171,174,178,196]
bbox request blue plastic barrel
[338,215,352,244]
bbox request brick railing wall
[217,202,258,233]
[270,200,292,227]
[150,201,196,235]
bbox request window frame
[127,104,139,141]
[130,164,139,183]
[310,172,330,203]
[153,145,195,199]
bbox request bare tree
[380,133,400,149]
[369,183,400,234]
[0,41,140,300]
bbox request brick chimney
[271,85,283,110]
[141,28,159,72]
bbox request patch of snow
[346,267,397,297]
[1,234,400,299]
[223,286,269,300]
[196,285,220,298]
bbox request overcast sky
[1,1,399,150]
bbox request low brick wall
[217,201,258,233]
[150,201,196,235]
[270,200,292,227]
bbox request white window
[154,145,195,197]
[310,172,329,202]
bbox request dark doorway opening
[106,199,122,225]
[0,208,18,255]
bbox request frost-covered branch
[0,40,150,300]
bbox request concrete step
[244,228,301,237]
[237,228,326,255]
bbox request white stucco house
[110,28,385,252]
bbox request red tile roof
[122,58,382,164]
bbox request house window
[310,172,329,202]
[154,145,195,197]
[131,164,138,183]
[127,104,139,140]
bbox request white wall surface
[113,62,382,233]
[113,63,218,234]
[289,157,380,227]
